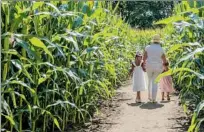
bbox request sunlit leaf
[29,37,54,62]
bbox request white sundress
[132,61,147,92]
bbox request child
[159,61,175,101]
[129,51,146,103]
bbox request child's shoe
[148,97,152,102]
[167,96,170,101]
[152,100,157,103]
[135,98,141,103]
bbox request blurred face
[135,55,142,61]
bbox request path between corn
[102,81,188,132]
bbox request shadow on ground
[127,102,143,106]
[160,100,170,103]
[139,102,164,109]
[127,102,164,109]
[168,116,189,132]
[118,98,132,102]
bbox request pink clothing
[159,75,175,93]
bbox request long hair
[164,61,169,66]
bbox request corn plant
[1,1,160,131]
[155,1,204,131]
[188,101,204,132]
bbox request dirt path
[88,81,189,132]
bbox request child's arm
[143,50,147,62]
[129,62,134,77]
[141,62,146,72]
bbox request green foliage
[1,1,159,131]
[156,1,204,131]
[112,1,174,28]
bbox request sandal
[152,100,157,103]
[167,96,170,101]
[135,98,138,103]
[135,98,141,103]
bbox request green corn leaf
[11,59,34,83]
[82,3,89,14]
[34,11,76,18]
[189,112,197,131]
[67,70,80,82]
[15,38,40,60]
[60,35,79,51]
[37,62,55,68]
[188,120,197,132]
[10,16,23,31]
[79,86,84,95]
[44,89,61,97]
[195,118,204,132]
[40,37,66,59]
[80,47,99,56]
[45,3,60,14]
[183,103,188,114]
[29,37,48,50]
[29,37,54,62]
[38,77,48,85]
[33,11,52,16]
[46,100,76,109]
[14,92,32,112]
[1,114,15,125]
[154,15,187,25]
[14,4,23,14]
[11,59,22,70]
[2,99,11,115]
[10,90,17,108]
[60,12,77,17]
[156,68,204,82]
[65,30,84,37]
[2,49,19,56]
[3,80,35,94]
[177,47,204,64]
[167,43,193,54]
[53,118,61,131]
[72,16,83,29]
[38,71,52,85]
[32,1,44,10]
[44,110,61,130]
[195,100,204,118]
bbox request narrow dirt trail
[96,81,188,132]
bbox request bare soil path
[87,81,189,132]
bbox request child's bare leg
[137,91,141,102]
[136,93,138,99]
[162,92,164,100]
[137,91,141,99]
[135,92,138,101]
[167,92,170,101]
[137,92,140,99]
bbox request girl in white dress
[129,52,147,103]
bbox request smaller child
[129,52,146,103]
[159,61,175,101]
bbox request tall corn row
[155,1,204,131]
[1,1,159,131]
